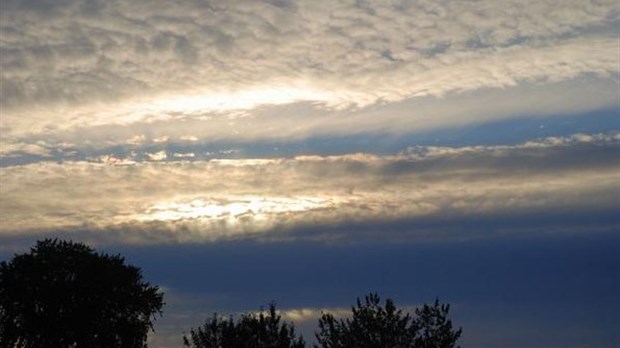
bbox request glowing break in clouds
[1,133,618,245]
[130,196,333,224]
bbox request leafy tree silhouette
[0,239,164,348]
[315,293,461,348]
[183,303,305,348]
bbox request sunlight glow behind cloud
[152,85,345,114]
[130,196,333,225]
[2,2,619,346]
[1,133,617,245]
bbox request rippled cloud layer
[2,133,617,246]
[2,0,618,149]
[2,2,618,346]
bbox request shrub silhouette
[183,303,305,348]
[315,293,461,348]
[0,239,164,348]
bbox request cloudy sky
[1,0,619,346]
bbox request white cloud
[279,303,422,323]
[179,135,199,142]
[1,75,617,157]
[0,140,52,158]
[153,136,170,143]
[0,0,617,141]
[173,153,195,159]
[146,151,167,161]
[1,133,617,244]
[280,307,351,323]
[96,154,137,166]
[126,135,146,146]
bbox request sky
[0,0,619,346]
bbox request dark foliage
[412,300,462,348]
[0,239,164,348]
[315,293,461,348]
[183,303,305,348]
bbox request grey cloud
[1,75,617,156]
[1,133,618,244]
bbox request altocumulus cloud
[1,133,618,247]
[1,0,618,148]
[2,2,619,347]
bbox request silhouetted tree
[315,293,461,348]
[412,300,462,348]
[0,239,164,348]
[184,303,305,348]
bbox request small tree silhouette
[315,293,461,348]
[412,300,462,348]
[0,239,164,348]
[183,303,305,348]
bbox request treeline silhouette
[184,295,461,348]
[0,240,461,348]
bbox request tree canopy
[184,293,461,348]
[315,293,461,348]
[0,239,164,348]
[183,303,305,348]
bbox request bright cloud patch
[131,196,333,223]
